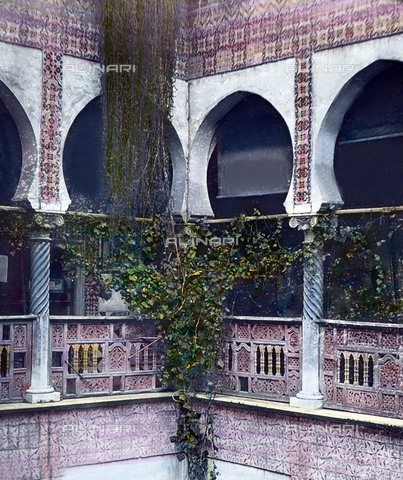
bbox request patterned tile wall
[181,0,403,80]
[0,400,177,480]
[0,0,101,61]
[209,403,403,480]
[0,398,402,479]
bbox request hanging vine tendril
[102,0,177,216]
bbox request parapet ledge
[195,393,403,431]
[0,391,174,415]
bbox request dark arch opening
[334,62,403,208]
[63,96,105,212]
[207,94,293,218]
[0,97,22,205]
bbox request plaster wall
[63,457,290,480]
[62,455,187,480]
[211,459,291,480]
[0,42,42,141]
[170,78,188,215]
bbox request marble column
[289,216,324,409]
[24,214,63,403]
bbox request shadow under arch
[0,80,38,207]
[313,59,402,211]
[188,91,293,218]
[63,95,105,212]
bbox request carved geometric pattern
[287,326,300,351]
[80,377,109,393]
[323,358,334,372]
[347,330,379,346]
[288,376,300,395]
[51,320,161,397]
[324,375,334,400]
[211,402,403,480]
[336,387,344,404]
[52,373,63,392]
[346,390,378,409]
[251,324,285,341]
[237,324,249,339]
[323,326,403,418]
[0,382,9,400]
[109,346,126,372]
[80,324,109,340]
[380,360,400,389]
[324,328,334,355]
[381,394,396,411]
[13,325,27,349]
[288,357,299,369]
[237,346,250,372]
[12,374,27,399]
[67,324,78,341]
[251,378,286,396]
[125,375,153,391]
[51,325,64,348]
[182,0,403,80]
[294,55,312,204]
[381,333,399,350]
[335,329,345,346]
[224,321,301,400]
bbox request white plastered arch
[60,56,102,211]
[0,42,42,209]
[311,35,403,213]
[184,58,296,217]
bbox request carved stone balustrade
[222,317,302,400]
[0,316,34,401]
[50,316,162,396]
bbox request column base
[290,392,324,410]
[24,388,60,404]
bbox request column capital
[33,212,64,229]
[30,212,65,240]
[289,215,318,231]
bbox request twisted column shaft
[24,235,59,403]
[30,240,50,316]
[303,241,324,323]
[289,218,324,409]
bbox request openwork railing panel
[223,318,301,400]
[51,318,162,397]
[322,323,403,418]
[0,317,33,401]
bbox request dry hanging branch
[102,0,177,216]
